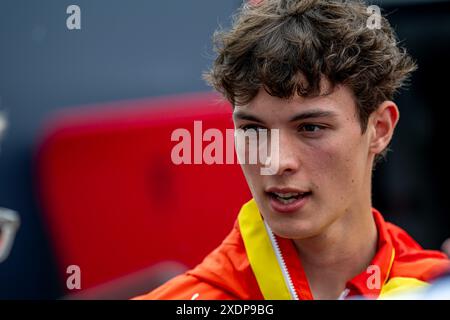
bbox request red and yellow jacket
[135,199,450,300]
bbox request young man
[135,0,449,299]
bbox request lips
[265,187,312,213]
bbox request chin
[264,215,320,240]
[254,195,326,239]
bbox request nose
[274,130,300,176]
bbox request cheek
[305,135,364,193]
[240,163,263,192]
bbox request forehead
[233,84,358,120]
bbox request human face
[233,84,374,240]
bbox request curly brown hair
[204,0,417,140]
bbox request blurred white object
[0,111,6,138]
[0,208,20,263]
[384,275,450,300]
[0,111,17,263]
[0,110,7,152]
[441,238,450,257]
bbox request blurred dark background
[0,0,448,299]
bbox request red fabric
[276,236,314,300]
[135,208,450,300]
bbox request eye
[298,124,325,133]
[239,124,267,132]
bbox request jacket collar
[238,199,395,299]
[344,209,395,298]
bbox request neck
[293,200,378,299]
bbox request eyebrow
[288,110,337,122]
[233,109,337,123]
[232,111,264,123]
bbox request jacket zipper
[264,221,299,300]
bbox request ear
[368,101,400,155]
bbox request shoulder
[132,273,236,300]
[386,221,450,281]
